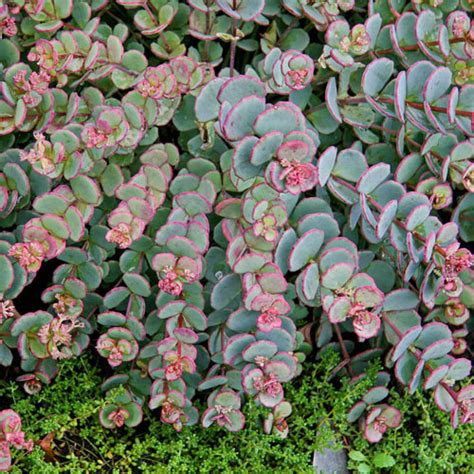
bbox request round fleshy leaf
[0,255,14,293]
[357,163,390,194]
[408,359,425,394]
[347,401,367,423]
[404,204,431,231]
[288,229,324,272]
[424,364,449,390]
[123,273,151,297]
[434,384,455,412]
[321,262,354,290]
[328,296,351,324]
[363,386,389,405]
[376,200,397,239]
[325,78,342,123]
[222,96,265,142]
[394,351,417,386]
[233,252,267,274]
[421,339,454,361]
[415,323,452,350]
[362,58,394,97]
[446,358,472,381]
[317,146,337,186]
[301,262,320,301]
[391,326,422,362]
[242,340,278,362]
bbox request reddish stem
[376,36,466,56]
[340,96,474,119]
[334,323,354,377]
[331,176,447,257]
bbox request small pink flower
[27,39,59,71]
[0,298,15,323]
[351,25,370,51]
[211,404,233,427]
[253,214,278,242]
[108,347,124,367]
[163,351,196,381]
[442,248,473,296]
[364,405,401,443]
[82,124,110,149]
[4,432,33,451]
[183,268,197,283]
[20,132,64,176]
[8,241,46,273]
[108,408,129,428]
[348,303,381,341]
[97,333,136,368]
[13,70,28,91]
[29,70,51,94]
[444,248,473,278]
[38,316,83,360]
[160,400,186,431]
[339,36,351,52]
[136,64,177,100]
[462,165,474,192]
[458,399,473,424]
[165,361,183,381]
[257,307,282,333]
[53,293,81,318]
[279,160,318,195]
[158,277,183,296]
[106,223,133,249]
[253,373,283,398]
[0,17,17,37]
[13,70,50,106]
[452,15,468,38]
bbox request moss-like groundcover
[1,352,472,473]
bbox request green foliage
[1,352,471,473]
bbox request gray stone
[313,446,349,474]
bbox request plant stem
[229,21,238,77]
[340,96,474,119]
[331,175,448,257]
[334,323,354,377]
[375,36,466,56]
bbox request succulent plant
[0,0,472,463]
[0,410,33,471]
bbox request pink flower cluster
[442,247,473,297]
[12,70,50,107]
[253,294,290,333]
[279,159,318,195]
[38,315,84,360]
[163,351,197,381]
[20,132,64,177]
[363,405,401,443]
[8,241,46,273]
[327,285,385,341]
[107,408,129,428]
[0,410,33,472]
[137,56,213,101]
[157,261,199,297]
[0,16,16,37]
[0,298,15,323]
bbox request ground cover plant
[0,0,473,470]
[1,353,473,472]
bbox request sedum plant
[0,0,472,463]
